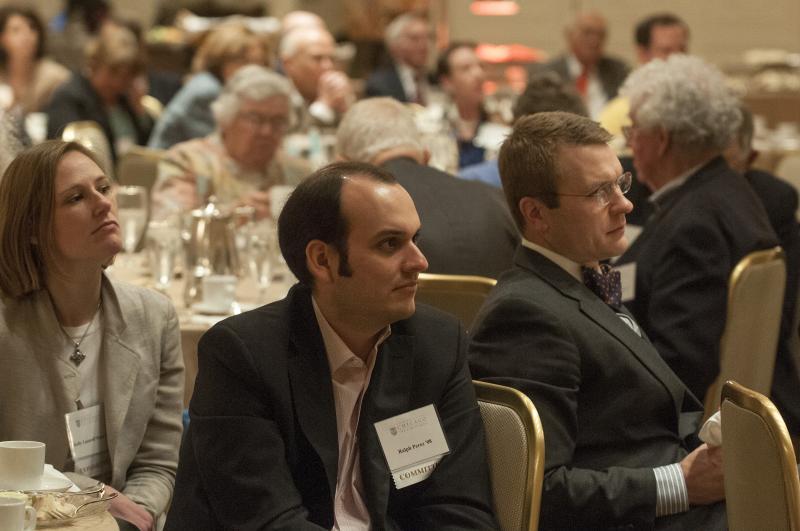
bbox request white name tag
[64,404,111,480]
[374,404,450,489]
[614,262,637,303]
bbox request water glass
[146,220,181,290]
[249,222,277,292]
[116,185,149,253]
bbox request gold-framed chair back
[61,120,115,180]
[721,380,800,531]
[415,273,496,331]
[116,145,164,193]
[474,380,544,531]
[140,94,164,121]
[704,247,786,417]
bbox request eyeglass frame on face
[237,111,290,133]
[553,171,633,207]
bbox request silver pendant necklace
[58,304,101,366]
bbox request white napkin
[698,411,722,447]
[43,464,79,492]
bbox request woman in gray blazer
[0,140,184,531]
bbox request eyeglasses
[238,112,289,132]
[555,172,632,207]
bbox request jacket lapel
[516,247,686,413]
[98,279,141,481]
[286,287,339,500]
[359,332,414,524]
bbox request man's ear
[519,196,550,234]
[305,240,336,284]
[656,127,671,158]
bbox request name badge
[614,262,637,303]
[64,404,111,480]
[374,404,450,489]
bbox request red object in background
[469,1,520,16]
[475,43,546,64]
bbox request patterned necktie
[575,66,589,96]
[582,264,622,309]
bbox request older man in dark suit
[166,162,498,530]
[616,55,778,407]
[469,111,726,530]
[364,13,431,104]
[532,11,629,119]
[336,97,518,279]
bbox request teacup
[201,274,237,313]
[0,442,45,491]
[0,497,36,531]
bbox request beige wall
[445,0,800,67]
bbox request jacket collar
[514,246,688,415]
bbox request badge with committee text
[374,404,450,489]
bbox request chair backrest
[116,145,164,193]
[61,120,115,180]
[775,152,800,196]
[721,380,800,531]
[474,380,544,531]
[140,94,164,121]
[415,273,496,330]
[704,247,786,416]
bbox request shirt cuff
[308,101,336,124]
[653,463,689,517]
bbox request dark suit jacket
[383,157,518,279]
[166,284,498,530]
[469,247,724,530]
[45,73,153,162]
[745,169,800,433]
[365,63,410,102]
[532,54,630,100]
[617,157,779,401]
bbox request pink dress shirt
[312,299,391,531]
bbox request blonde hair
[192,22,266,79]
[0,141,103,299]
[85,22,145,74]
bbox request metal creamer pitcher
[183,197,239,305]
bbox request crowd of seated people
[1,5,799,531]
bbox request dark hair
[278,161,397,286]
[0,6,46,66]
[435,41,476,81]
[513,71,588,121]
[634,13,687,48]
[499,112,612,230]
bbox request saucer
[191,302,234,315]
[27,476,73,493]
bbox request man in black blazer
[724,106,800,434]
[469,111,726,530]
[365,14,431,104]
[336,97,518,279]
[616,55,778,405]
[166,162,498,530]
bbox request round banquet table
[107,255,293,406]
[42,511,119,530]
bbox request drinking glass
[249,221,277,295]
[116,186,149,253]
[146,219,182,290]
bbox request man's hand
[238,190,272,220]
[680,443,725,505]
[106,486,154,531]
[317,71,354,114]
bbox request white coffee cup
[0,496,36,531]
[0,441,45,491]
[202,274,237,312]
